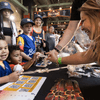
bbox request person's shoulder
[18,33,26,37]
[45,33,50,36]
[17,34,25,41]
[3,61,8,63]
[3,61,9,65]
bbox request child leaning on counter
[0,34,20,84]
[7,45,40,71]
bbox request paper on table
[0,90,35,100]
[0,75,46,100]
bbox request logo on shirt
[18,41,22,46]
[28,48,36,56]
[27,19,31,21]
[37,15,41,17]
[4,3,8,6]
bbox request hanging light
[53,10,55,12]
[59,7,62,10]
[70,6,72,9]
[49,8,51,11]
[39,9,41,12]
[64,22,66,24]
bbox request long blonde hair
[79,0,100,64]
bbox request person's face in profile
[80,11,95,40]
[2,9,11,19]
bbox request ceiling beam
[34,0,40,5]
[45,0,51,5]
[32,2,72,8]
[9,0,28,12]
[50,0,54,4]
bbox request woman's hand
[8,71,20,82]
[47,49,58,58]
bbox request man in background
[45,26,55,50]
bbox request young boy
[0,34,20,84]
[17,18,36,62]
[7,45,39,71]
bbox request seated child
[7,45,39,71]
[0,34,20,84]
[17,18,36,62]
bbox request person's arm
[17,36,24,51]
[47,49,97,65]
[0,71,20,84]
[47,21,79,57]
[23,53,36,70]
[42,30,46,47]
[23,52,40,70]
[23,58,35,70]
[17,36,31,61]
[21,52,32,61]
[56,21,79,50]
[61,51,96,65]
[43,30,45,40]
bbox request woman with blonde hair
[47,0,100,65]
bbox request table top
[24,63,100,100]
[1,63,100,100]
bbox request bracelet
[58,57,62,64]
[56,45,62,51]
[54,47,60,53]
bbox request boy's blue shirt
[17,33,36,61]
[0,61,12,77]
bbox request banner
[33,8,70,18]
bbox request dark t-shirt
[70,0,87,20]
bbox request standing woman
[0,1,17,45]
[32,14,46,51]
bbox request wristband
[58,57,62,64]
[54,45,62,53]
[54,47,60,53]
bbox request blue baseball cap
[20,18,35,26]
[34,14,43,21]
[0,2,13,13]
